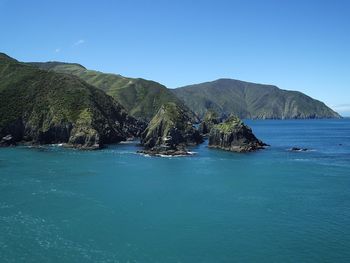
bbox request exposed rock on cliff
[198,110,221,135]
[140,103,203,156]
[208,116,266,152]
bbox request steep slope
[30,62,195,122]
[140,102,203,156]
[198,110,221,135]
[172,79,341,119]
[0,53,142,149]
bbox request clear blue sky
[1,0,349,115]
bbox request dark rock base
[137,145,193,157]
[208,143,267,153]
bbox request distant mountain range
[30,61,340,121]
[172,79,340,119]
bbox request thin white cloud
[73,39,85,46]
[54,48,61,53]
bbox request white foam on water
[49,143,63,147]
[119,140,138,144]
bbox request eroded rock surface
[208,116,266,152]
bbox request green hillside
[0,53,140,149]
[30,62,193,122]
[172,79,341,119]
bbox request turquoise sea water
[0,120,350,263]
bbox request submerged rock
[290,147,309,152]
[140,102,203,156]
[208,116,266,152]
[139,146,191,157]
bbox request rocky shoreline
[1,106,268,156]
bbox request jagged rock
[0,134,16,147]
[208,116,266,152]
[140,102,203,156]
[198,110,221,135]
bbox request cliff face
[173,79,341,119]
[0,53,143,149]
[208,116,266,152]
[140,103,203,155]
[198,110,221,135]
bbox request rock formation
[198,110,221,135]
[208,116,266,152]
[140,103,203,156]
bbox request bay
[0,119,349,262]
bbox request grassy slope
[172,79,341,119]
[214,116,244,133]
[0,53,133,147]
[30,62,190,121]
[145,102,192,136]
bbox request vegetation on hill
[30,62,196,122]
[172,78,341,119]
[0,53,141,149]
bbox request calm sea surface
[0,120,349,262]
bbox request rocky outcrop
[140,103,203,156]
[208,116,266,152]
[198,110,221,135]
[0,53,144,149]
